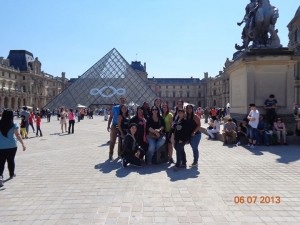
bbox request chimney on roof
[144,62,146,72]
[219,71,222,75]
[204,72,208,79]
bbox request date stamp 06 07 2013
[234,196,281,204]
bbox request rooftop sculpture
[235,0,282,51]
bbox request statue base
[227,48,295,118]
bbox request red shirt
[211,109,217,116]
[29,113,35,123]
[36,116,41,126]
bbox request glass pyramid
[44,48,158,110]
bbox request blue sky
[1,0,299,79]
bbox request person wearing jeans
[173,109,189,171]
[0,110,26,188]
[185,104,201,167]
[247,104,260,148]
[107,97,126,160]
[68,109,76,134]
[146,106,166,165]
[189,132,201,163]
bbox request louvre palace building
[2,6,300,111]
[0,50,68,110]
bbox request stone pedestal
[227,49,296,118]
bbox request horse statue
[235,0,282,51]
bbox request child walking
[20,115,28,139]
[35,113,43,137]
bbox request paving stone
[0,116,299,224]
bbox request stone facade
[131,61,230,109]
[288,6,300,105]
[0,50,68,110]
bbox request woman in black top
[122,123,144,167]
[117,105,130,155]
[186,104,201,167]
[117,105,130,139]
[130,106,148,157]
[146,106,165,165]
[173,109,189,171]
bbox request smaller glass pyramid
[44,48,158,110]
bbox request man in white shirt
[207,118,220,139]
[247,103,260,148]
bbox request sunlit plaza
[0,116,299,224]
[1,1,300,224]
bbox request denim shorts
[248,126,258,141]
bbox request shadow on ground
[94,159,121,174]
[242,145,300,164]
[165,166,200,182]
[95,160,200,181]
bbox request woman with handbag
[146,106,165,165]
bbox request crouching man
[222,118,237,144]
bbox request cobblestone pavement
[0,116,299,225]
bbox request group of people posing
[107,97,202,170]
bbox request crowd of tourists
[0,105,91,188]
[107,97,202,170]
[207,94,294,147]
[1,93,299,187]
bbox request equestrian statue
[235,0,282,51]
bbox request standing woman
[162,102,174,163]
[186,104,202,167]
[154,98,162,114]
[117,104,130,153]
[68,109,76,134]
[0,109,26,187]
[173,109,189,171]
[146,106,165,165]
[60,108,67,133]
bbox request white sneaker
[0,176,3,187]
[236,141,241,146]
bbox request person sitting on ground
[222,118,237,144]
[236,118,248,146]
[130,106,147,160]
[257,115,270,146]
[273,118,288,145]
[207,118,220,140]
[121,123,144,168]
